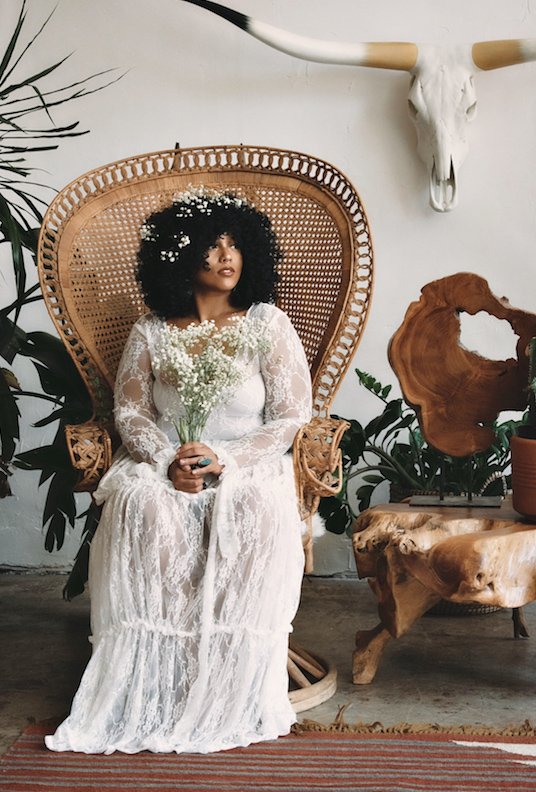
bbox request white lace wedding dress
[45,302,312,754]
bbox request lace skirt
[45,452,304,754]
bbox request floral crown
[139,185,246,264]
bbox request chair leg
[288,638,337,713]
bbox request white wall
[2,0,536,568]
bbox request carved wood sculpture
[351,274,536,684]
[389,272,536,456]
[352,499,536,684]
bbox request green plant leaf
[0,367,20,461]
[63,502,101,600]
[0,315,27,363]
[32,402,89,428]
[0,54,72,101]
[356,484,375,511]
[38,467,54,486]
[1,367,20,389]
[0,2,26,86]
[43,468,78,530]
[0,1,58,91]
[365,399,403,440]
[339,419,366,464]
[318,493,354,533]
[14,443,71,471]
[21,332,91,408]
[383,412,417,443]
[44,510,66,552]
[318,494,343,518]
[0,192,26,310]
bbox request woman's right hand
[167,443,223,493]
[167,458,205,493]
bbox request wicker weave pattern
[64,422,113,492]
[38,145,373,423]
[293,417,350,572]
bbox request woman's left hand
[176,442,224,480]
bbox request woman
[45,187,312,754]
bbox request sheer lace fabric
[45,303,312,754]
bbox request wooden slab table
[351,496,536,684]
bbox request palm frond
[1,68,120,108]
[0,1,26,86]
[0,1,59,90]
[0,55,73,100]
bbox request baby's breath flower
[154,316,269,443]
[171,185,245,218]
[140,222,156,241]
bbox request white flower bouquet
[153,316,269,443]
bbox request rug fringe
[293,705,536,737]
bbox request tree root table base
[351,497,536,684]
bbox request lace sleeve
[214,306,312,472]
[114,318,176,475]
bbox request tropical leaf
[0,469,13,498]
[0,192,25,308]
[338,418,365,464]
[0,367,20,461]
[13,443,72,472]
[0,1,26,86]
[362,474,386,484]
[364,399,403,440]
[43,468,78,530]
[1,367,21,389]
[21,332,91,407]
[355,484,376,511]
[0,315,27,363]
[317,495,351,535]
[63,502,101,599]
[0,52,72,100]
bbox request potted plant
[0,2,118,556]
[511,337,536,518]
[319,369,520,535]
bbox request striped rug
[2,722,536,791]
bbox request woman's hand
[167,442,223,493]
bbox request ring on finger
[198,456,211,467]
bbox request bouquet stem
[175,416,206,445]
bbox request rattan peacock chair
[37,143,374,712]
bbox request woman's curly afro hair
[136,189,281,318]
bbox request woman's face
[195,233,243,295]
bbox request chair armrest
[64,421,115,493]
[293,416,350,572]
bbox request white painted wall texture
[1,0,536,569]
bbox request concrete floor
[2,572,536,755]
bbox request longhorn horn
[181,0,418,71]
[472,39,536,70]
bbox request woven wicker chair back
[38,145,373,421]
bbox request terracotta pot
[511,434,536,519]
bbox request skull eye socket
[408,98,419,118]
[466,101,477,120]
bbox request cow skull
[180,0,536,211]
[408,46,478,211]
